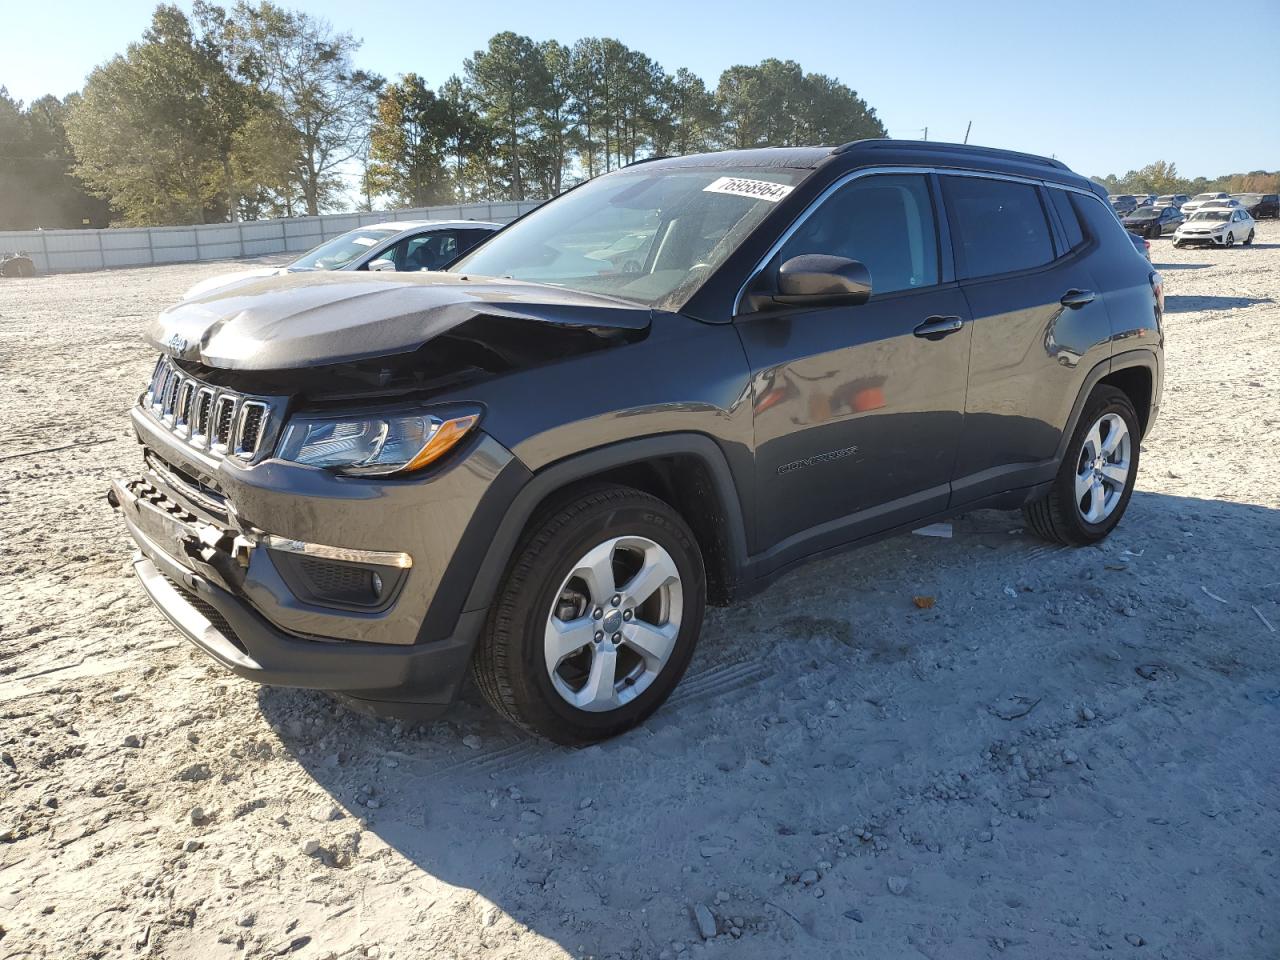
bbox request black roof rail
[623,155,670,168]
[832,138,1070,172]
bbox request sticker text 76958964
[702,176,794,203]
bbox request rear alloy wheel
[472,485,705,744]
[1023,385,1140,545]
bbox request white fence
[0,200,544,275]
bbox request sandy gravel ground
[1,227,1278,960]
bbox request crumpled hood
[149,271,652,371]
[181,266,287,301]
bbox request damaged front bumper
[110,404,526,713]
[109,477,482,713]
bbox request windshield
[449,166,807,308]
[1192,211,1230,221]
[1192,194,1219,201]
[1128,208,1158,218]
[290,228,397,270]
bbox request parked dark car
[1154,194,1189,210]
[1123,205,1184,238]
[0,252,35,277]
[1232,193,1279,219]
[111,140,1164,743]
[1109,194,1138,215]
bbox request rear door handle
[1060,289,1096,309]
[913,316,966,340]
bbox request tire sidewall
[1056,390,1141,543]
[505,497,705,741]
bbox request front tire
[1023,386,1140,546]
[1225,232,1235,247]
[472,485,706,744]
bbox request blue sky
[5,0,1278,181]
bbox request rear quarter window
[1070,192,1138,252]
[1047,188,1085,251]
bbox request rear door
[737,172,972,561]
[942,175,1114,504]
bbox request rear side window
[1047,188,1085,251]
[777,173,938,294]
[942,176,1055,279]
[1070,192,1135,250]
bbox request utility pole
[922,126,928,141]
[963,120,972,144]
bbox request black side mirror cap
[774,255,872,307]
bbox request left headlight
[276,410,480,477]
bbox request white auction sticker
[703,176,794,203]
[350,236,379,247]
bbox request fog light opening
[371,572,384,598]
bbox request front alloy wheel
[472,484,705,744]
[544,536,683,712]
[1225,232,1235,247]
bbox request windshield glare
[1192,211,1230,221]
[291,228,396,270]
[449,167,806,308]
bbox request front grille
[145,357,276,462]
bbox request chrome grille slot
[161,371,181,423]
[175,380,195,433]
[235,402,268,460]
[192,386,215,441]
[141,356,279,464]
[212,395,238,452]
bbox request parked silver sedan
[182,220,502,299]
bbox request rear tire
[1023,386,1140,546]
[472,484,706,744]
[1244,230,1255,245]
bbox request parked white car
[181,220,502,300]
[1179,192,1230,218]
[1173,207,1256,248]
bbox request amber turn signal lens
[399,414,479,473]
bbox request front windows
[449,166,808,309]
[776,174,939,294]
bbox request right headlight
[276,410,480,477]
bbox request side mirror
[367,258,397,273]
[774,254,872,307]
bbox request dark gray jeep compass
[111,140,1164,743]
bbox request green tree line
[1092,160,1279,198]
[1,4,886,228]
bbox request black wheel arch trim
[448,433,750,630]
[1055,348,1161,464]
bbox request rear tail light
[1150,271,1164,331]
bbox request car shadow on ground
[1150,262,1210,271]
[255,490,1280,957]
[1163,294,1274,313]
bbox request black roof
[639,139,1093,192]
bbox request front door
[736,173,971,565]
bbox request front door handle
[1060,289,1096,309]
[913,316,965,340]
